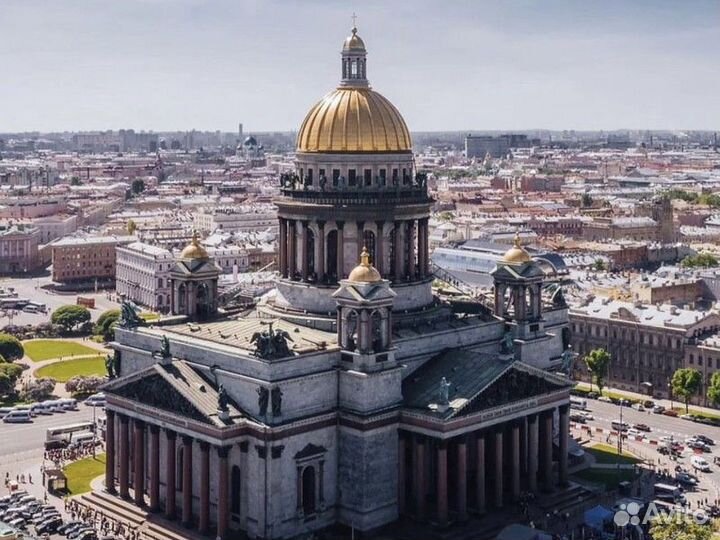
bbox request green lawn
[587,443,641,465]
[573,468,637,489]
[23,340,101,362]
[63,454,106,495]
[140,312,159,322]
[35,355,106,382]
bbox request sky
[1,0,718,133]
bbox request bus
[570,396,587,410]
[653,483,686,504]
[45,422,95,450]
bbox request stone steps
[145,520,202,540]
[80,491,146,528]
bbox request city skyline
[1,0,719,133]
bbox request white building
[33,214,78,244]
[193,206,277,234]
[116,242,175,311]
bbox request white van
[691,455,711,472]
[85,393,106,407]
[57,398,78,411]
[2,410,32,423]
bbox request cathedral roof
[402,349,571,420]
[348,247,382,283]
[501,232,532,265]
[343,26,366,52]
[104,360,245,427]
[296,87,412,153]
[181,231,210,261]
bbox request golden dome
[180,231,209,260]
[501,233,532,265]
[348,247,382,283]
[296,88,412,153]
[343,27,366,52]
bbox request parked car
[631,403,645,412]
[569,413,586,423]
[696,435,715,446]
[627,428,644,438]
[579,411,594,421]
[662,410,678,417]
[598,396,613,403]
[36,517,63,535]
[633,423,651,432]
[653,405,666,414]
[587,392,600,399]
[643,400,655,408]
[691,455,712,472]
[675,472,698,486]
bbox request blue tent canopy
[584,505,614,530]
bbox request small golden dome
[180,231,209,260]
[296,88,412,153]
[502,233,532,265]
[348,247,382,283]
[343,27,366,52]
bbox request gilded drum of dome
[296,88,412,153]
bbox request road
[577,398,720,505]
[0,274,121,326]
[0,407,97,461]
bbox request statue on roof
[153,335,171,361]
[560,345,578,376]
[217,384,229,412]
[119,299,146,329]
[105,353,116,379]
[438,377,451,406]
[500,330,515,356]
[250,322,294,360]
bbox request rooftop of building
[570,296,713,328]
[52,234,137,247]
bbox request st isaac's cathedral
[101,25,573,540]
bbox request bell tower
[491,233,553,365]
[169,232,220,320]
[340,20,369,88]
[333,247,402,529]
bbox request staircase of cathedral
[79,490,207,540]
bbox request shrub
[0,333,24,361]
[65,375,107,396]
[94,309,120,341]
[20,377,56,402]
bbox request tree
[680,252,718,269]
[581,193,593,208]
[94,309,120,341]
[592,259,606,272]
[707,371,720,407]
[127,219,137,235]
[70,176,81,186]
[0,362,22,397]
[671,368,702,413]
[65,375,106,396]
[0,333,24,361]
[51,305,91,332]
[131,179,145,195]
[20,377,56,402]
[649,515,712,540]
[585,348,611,395]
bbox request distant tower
[652,196,674,244]
[169,232,220,320]
[238,123,243,141]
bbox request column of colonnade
[277,216,431,283]
[399,405,570,524]
[105,412,235,539]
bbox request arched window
[371,310,384,352]
[231,465,241,514]
[363,230,376,265]
[302,466,316,515]
[345,311,359,351]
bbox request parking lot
[0,275,122,327]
